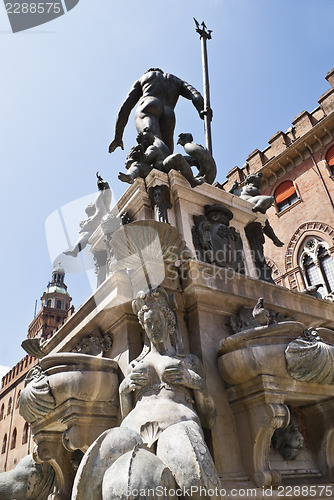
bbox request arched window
[56,300,62,309]
[16,390,21,409]
[2,434,7,454]
[47,299,52,307]
[274,181,299,212]
[7,397,12,416]
[0,404,4,421]
[22,422,29,445]
[299,237,334,298]
[10,428,17,449]
[325,145,334,175]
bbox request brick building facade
[0,265,73,472]
[223,67,334,297]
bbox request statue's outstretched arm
[180,81,204,117]
[109,80,142,153]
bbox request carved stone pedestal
[217,322,334,488]
[20,353,120,498]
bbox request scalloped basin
[39,353,119,406]
[217,322,305,385]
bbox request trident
[194,18,213,155]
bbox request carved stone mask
[272,414,304,461]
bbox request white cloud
[0,365,10,381]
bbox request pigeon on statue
[252,297,272,326]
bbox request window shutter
[326,145,334,166]
[275,181,296,204]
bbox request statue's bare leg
[163,154,205,188]
[160,106,176,154]
[64,233,90,257]
[249,195,274,214]
[135,100,171,158]
[72,427,142,500]
[156,421,222,500]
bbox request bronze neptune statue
[108,68,205,158]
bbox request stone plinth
[89,169,267,284]
[217,322,334,488]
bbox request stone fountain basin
[217,322,305,385]
[39,353,118,406]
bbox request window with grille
[299,237,334,297]
[274,181,299,212]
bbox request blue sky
[1,0,334,372]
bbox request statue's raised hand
[163,363,185,385]
[120,367,149,394]
[163,358,204,391]
[108,139,124,154]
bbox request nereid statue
[72,287,220,500]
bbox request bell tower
[28,264,72,340]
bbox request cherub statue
[65,172,112,257]
[118,129,164,184]
[233,172,274,214]
[118,128,206,188]
[72,287,221,500]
